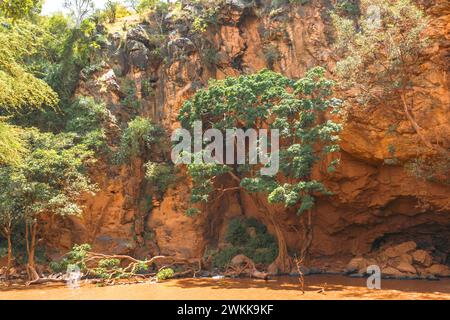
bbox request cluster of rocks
[345,241,450,279]
[125,25,166,71]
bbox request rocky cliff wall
[43,0,450,276]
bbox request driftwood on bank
[26,252,201,286]
[225,254,269,280]
[22,252,268,286]
[26,277,67,285]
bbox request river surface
[1,275,449,300]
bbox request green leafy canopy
[178,67,342,215]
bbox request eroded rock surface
[42,1,449,277]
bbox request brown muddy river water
[1,275,449,300]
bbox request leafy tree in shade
[0,166,26,279]
[5,129,96,281]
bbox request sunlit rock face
[42,0,450,274]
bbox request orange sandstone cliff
[42,0,450,278]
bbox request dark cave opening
[370,222,450,266]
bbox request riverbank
[1,275,449,300]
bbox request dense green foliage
[335,0,360,17]
[64,96,109,153]
[12,128,96,220]
[116,116,167,162]
[178,67,342,216]
[0,19,59,111]
[405,154,450,186]
[211,218,278,268]
[0,121,25,165]
[0,0,41,20]
[144,161,176,194]
[332,0,427,107]
[178,67,341,268]
[0,128,95,278]
[0,15,60,165]
[0,1,111,278]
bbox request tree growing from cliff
[177,68,342,273]
[116,116,168,162]
[332,0,444,154]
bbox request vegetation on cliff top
[332,0,449,183]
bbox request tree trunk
[6,230,12,280]
[400,92,448,155]
[248,194,293,274]
[25,221,39,282]
[267,218,293,274]
[299,209,313,261]
[229,173,293,274]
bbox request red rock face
[42,1,450,273]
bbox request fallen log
[26,277,66,285]
[226,254,269,280]
[26,253,201,286]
